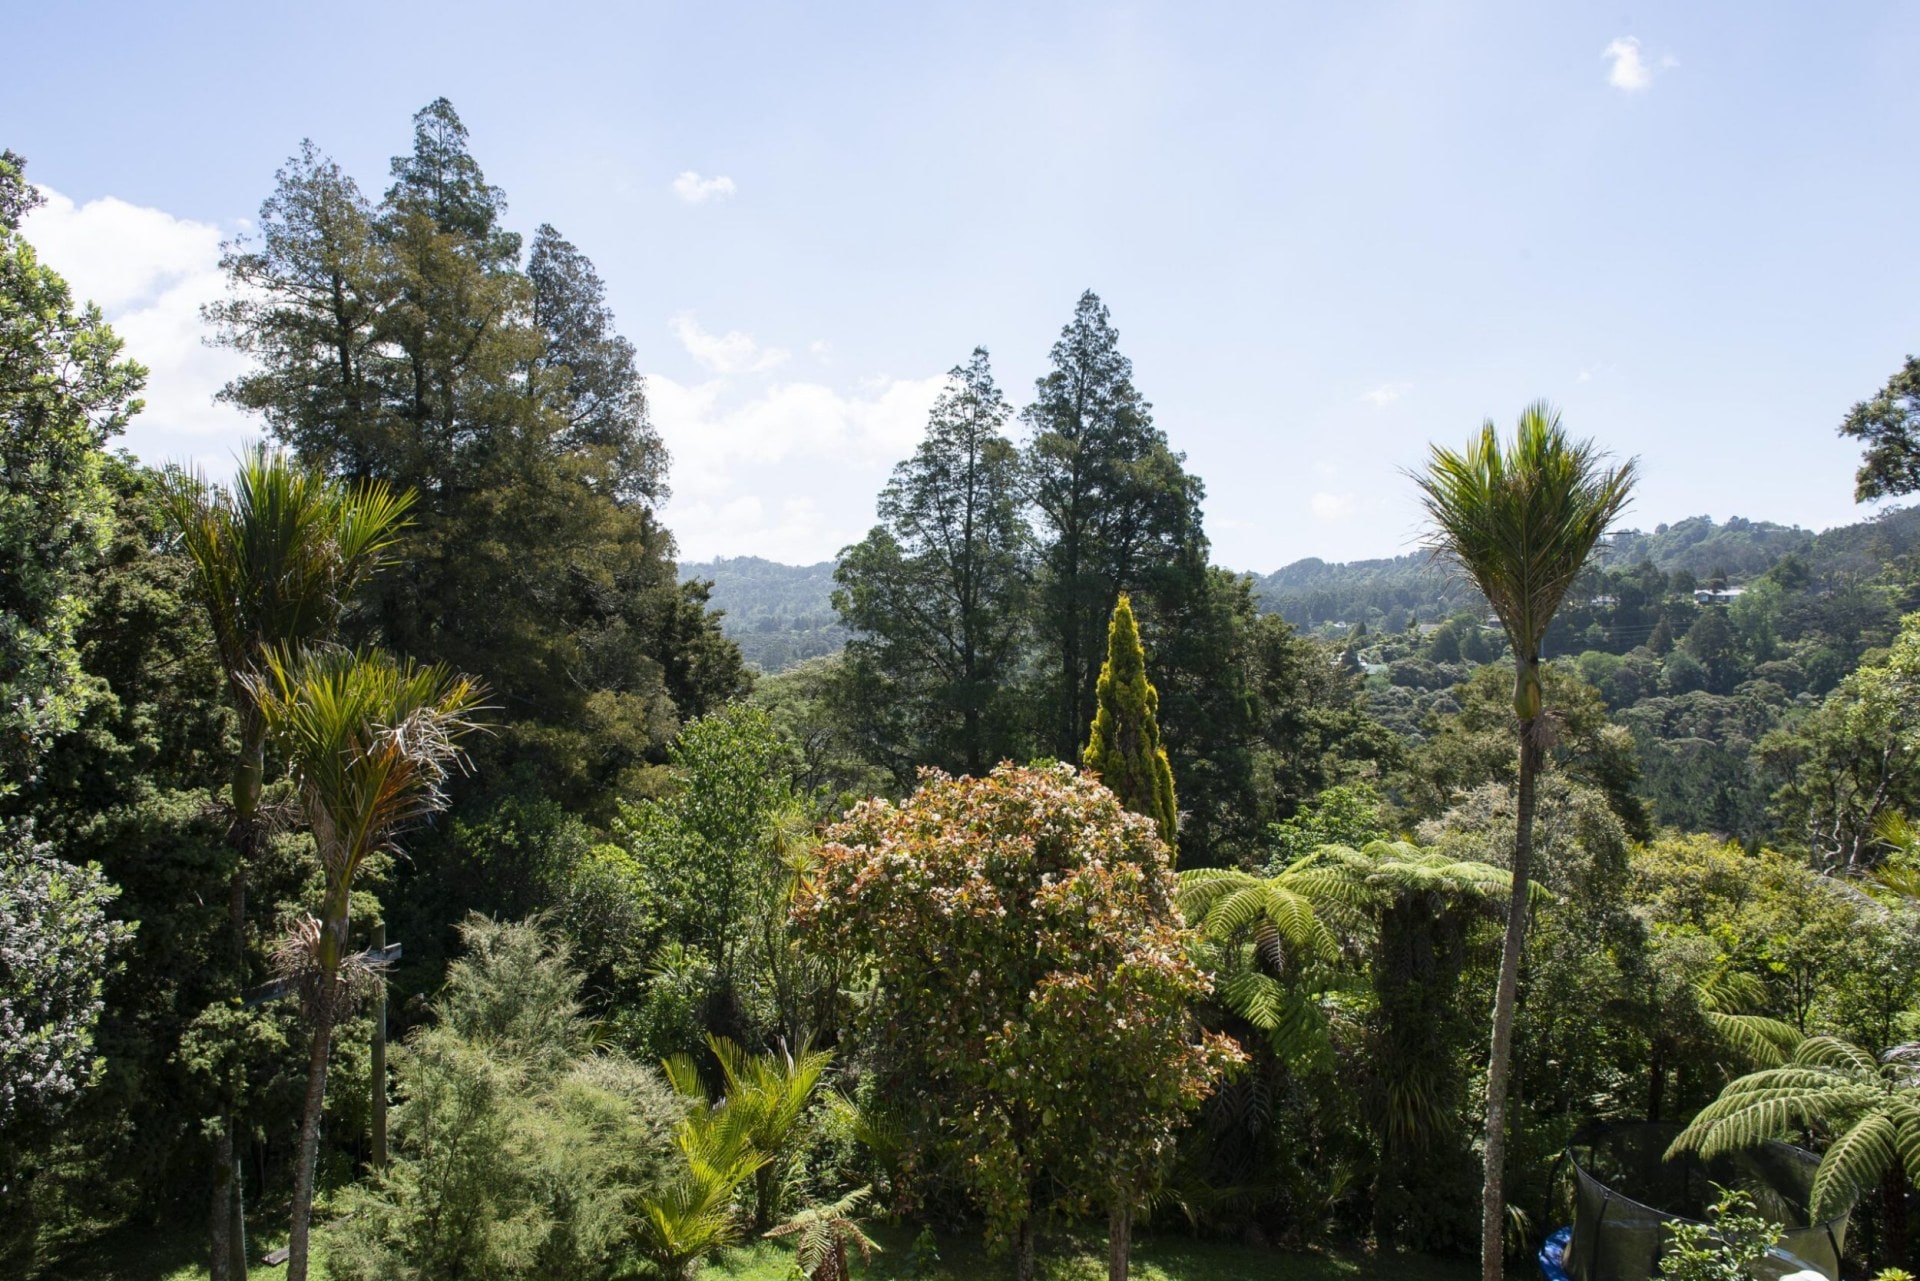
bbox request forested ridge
[12,99,1920,1281]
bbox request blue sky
[9,2,1919,569]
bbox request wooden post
[371,920,388,1171]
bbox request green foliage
[251,644,489,1279]
[1084,595,1178,850]
[326,917,682,1281]
[159,449,412,744]
[1265,784,1391,867]
[1025,292,1208,763]
[1656,1187,1784,1281]
[641,1058,770,1281]
[908,1223,942,1277]
[1839,353,1920,502]
[612,705,792,1015]
[0,151,146,792]
[1404,663,1647,838]
[1415,403,1634,1281]
[834,349,1031,779]
[795,763,1243,1272]
[764,1186,880,1281]
[683,558,845,674]
[1414,403,1637,718]
[668,1035,830,1232]
[209,101,745,813]
[1673,1032,1919,1222]
[0,820,131,1138]
[1762,610,1920,871]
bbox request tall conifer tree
[1024,291,1205,761]
[1083,594,1178,852]
[834,348,1031,780]
[210,100,745,810]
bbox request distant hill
[1250,510,1914,633]
[680,556,846,673]
[688,507,1920,671]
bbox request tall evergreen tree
[1083,594,1177,851]
[383,96,520,268]
[210,102,745,811]
[1023,291,1205,760]
[833,348,1031,780]
[527,223,668,507]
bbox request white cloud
[671,171,737,204]
[1310,492,1356,521]
[1603,37,1668,92]
[651,368,945,561]
[1360,383,1405,407]
[20,187,257,472]
[15,184,940,565]
[671,314,790,375]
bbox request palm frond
[1414,403,1636,664]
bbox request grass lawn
[44,1217,1483,1281]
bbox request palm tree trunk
[1482,729,1541,1281]
[1108,1195,1131,1281]
[286,980,338,1281]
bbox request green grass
[34,1221,323,1281]
[45,1217,1478,1281]
[710,1222,1477,1281]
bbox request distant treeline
[684,507,1920,673]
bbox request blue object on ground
[1539,1225,1572,1280]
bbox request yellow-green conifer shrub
[1082,594,1178,855]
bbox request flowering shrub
[793,762,1243,1270]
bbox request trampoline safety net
[1559,1122,1849,1281]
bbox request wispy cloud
[671,314,790,374]
[1360,383,1406,407]
[1603,37,1674,92]
[671,171,737,204]
[651,368,945,560]
[1310,492,1356,521]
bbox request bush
[324,917,681,1281]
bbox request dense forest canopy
[10,98,1920,1281]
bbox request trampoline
[1539,1122,1849,1281]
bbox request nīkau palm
[247,645,487,1281]
[159,446,409,1280]
[1670,1035,1920,1264]
[1413,403,1634,1281]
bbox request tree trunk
[1885,1163,1910,1270]
[1015,1214,1036,1281]
[287,979,339,1281]
[1647,1043,1666,1124]
[1108,1196,1131,1281]
[208,1126,234,1281]
[210,730,263,1281]
[1482,729,1541,1281]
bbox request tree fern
[1670,1034,1920,1220]
[765,1186,880,1281]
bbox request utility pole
[370,920,389,1170]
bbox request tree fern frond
[1812,1112,1896,1220]
[1796,1036,1881,1075]
[1703,1010,1804,1068]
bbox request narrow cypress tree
[1083,595,1178,853]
